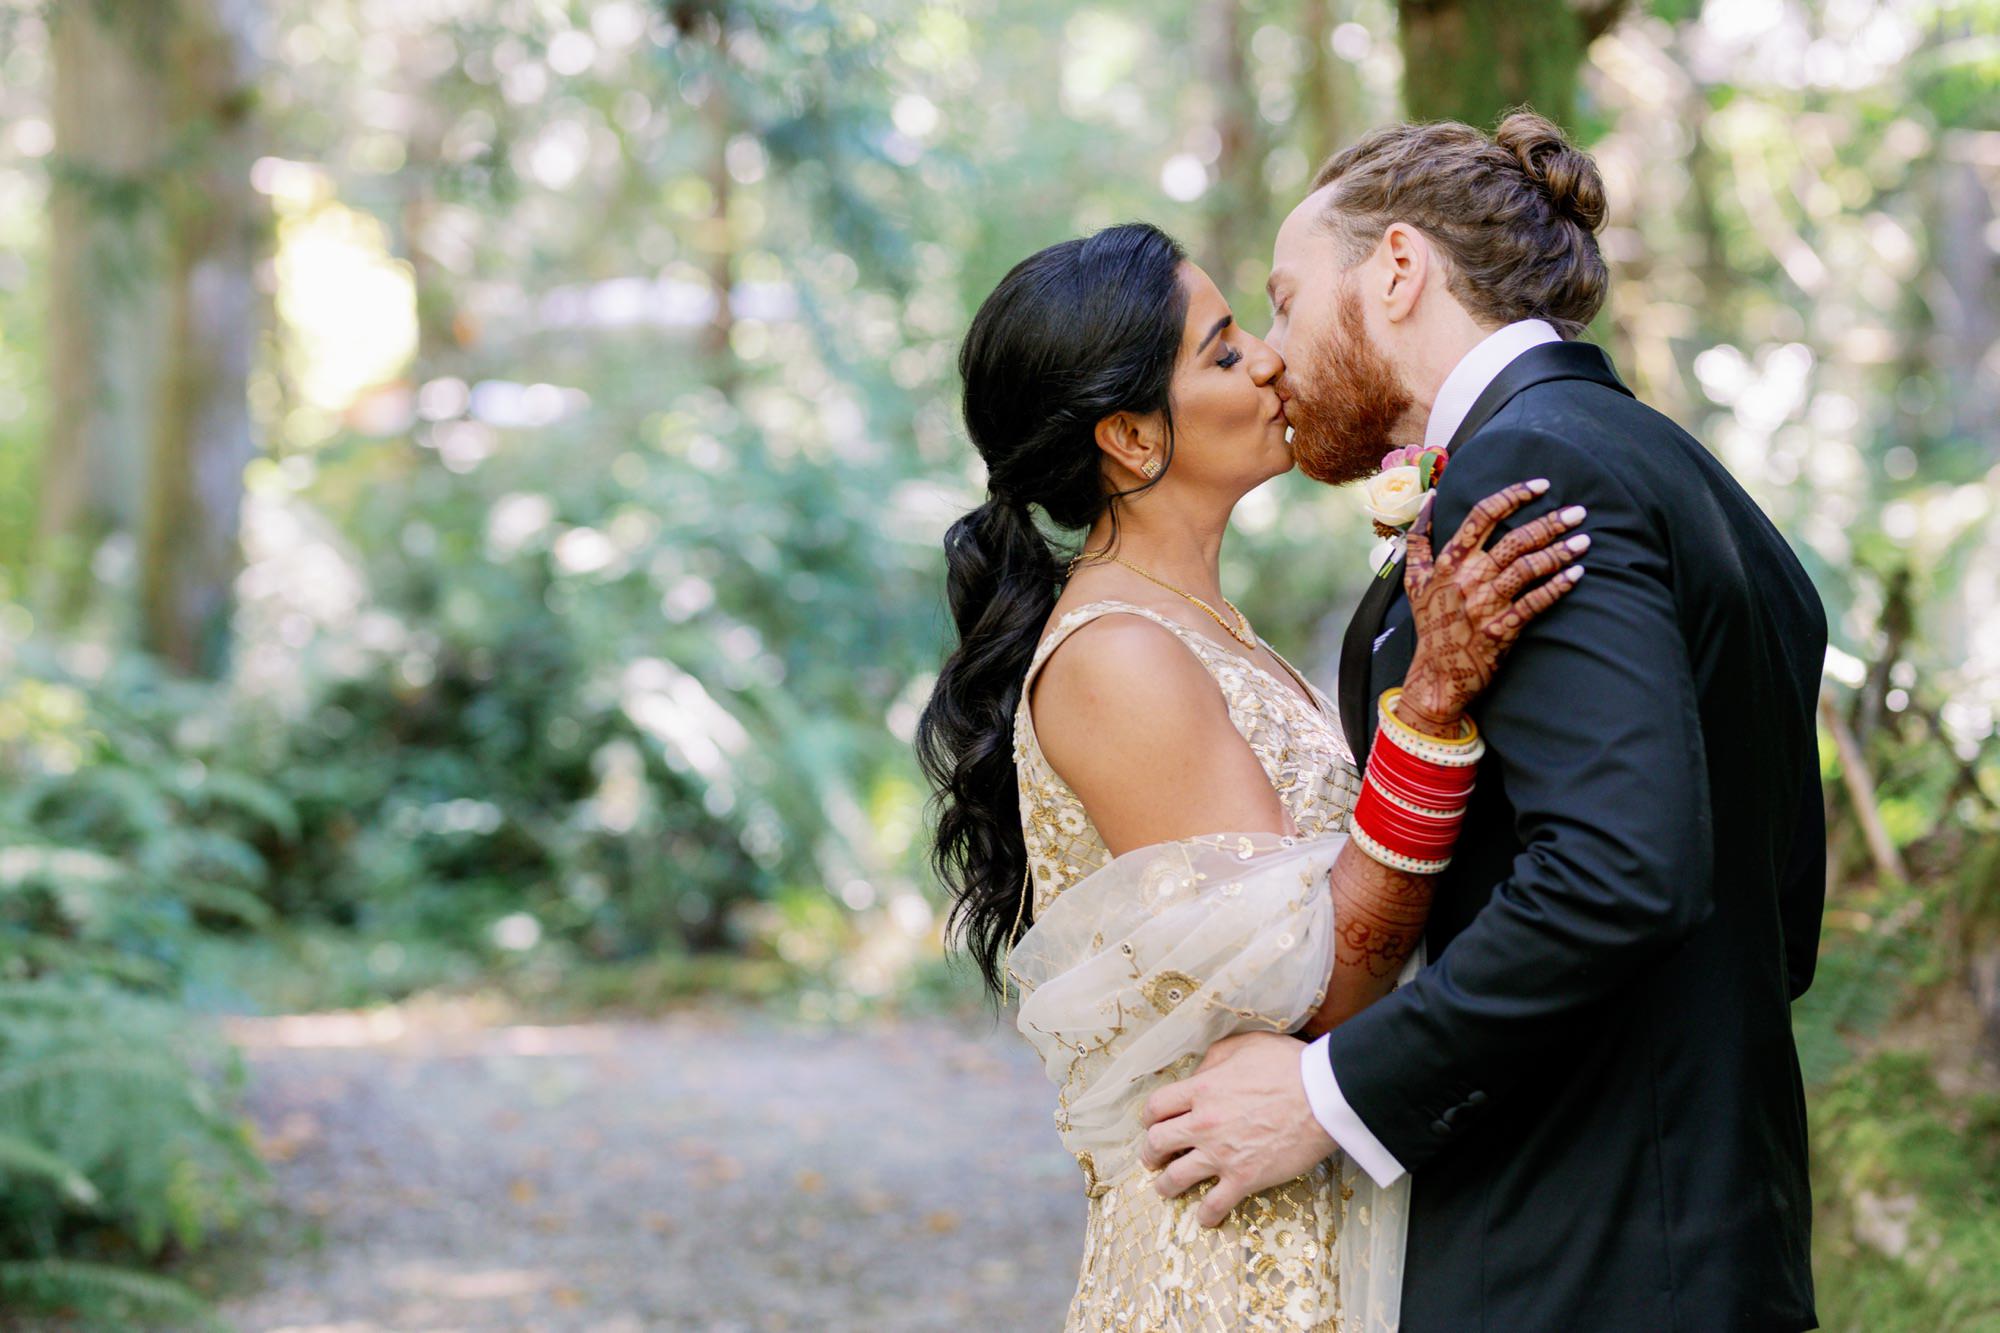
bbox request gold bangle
[1377,688,1484,764]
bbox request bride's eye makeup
[1194,312,1234,365]
[1218,345,1243,370]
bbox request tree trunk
[1298,0,1348,161]
[138,0,263,678]
[667,3,739,391]
[1686,98,1734,327]
[1933,138,2000,446]
[399,113,459,386]
[1200,0,1262,292]
[1397,0,1625,128]
[667,4,738,394]
[37,1,172,626]
[700,70,735,381]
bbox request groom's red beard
[1284,288,1418,486]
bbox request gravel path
[217,1003,1083,1332]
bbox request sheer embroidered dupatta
[1007,830,1411,1333]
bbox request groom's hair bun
[1496,110,1608,231]
[1309,109,1609,338]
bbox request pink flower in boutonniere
[1378,444,1450,478]
[1362,445,1449,577]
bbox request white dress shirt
[1299,317,1563,1189]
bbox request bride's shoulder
[1031,609,1228,754]
[1030,604,1282,846]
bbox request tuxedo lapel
[1337,557,1404,761]
[1333,341,1631,764]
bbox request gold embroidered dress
[1006,600,1409,1332]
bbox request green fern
[0,843,126,893]
[169,877,278,930]
[0,1050,215,1106]
[0,978,266,1322]
[189,768,300,843]
[0,982,111,1012]
[0,1258,229,1331]
[0,1131,100,1205]
[4,935,172,988]
[16,763,177,843]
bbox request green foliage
[243,395,938,961]
[1795,725,2000,1329]
[0,1258,231,1331]
[1810,1052,2000,1332]
[0,979,265,1328]
[0,647,292,985]
[0,645,281,1323]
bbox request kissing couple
[916,112,1827,1332]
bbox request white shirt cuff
[1301,1034,1407,1188]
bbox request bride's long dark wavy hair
[915,222,1189,995]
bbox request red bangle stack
[1350,688,1485,874]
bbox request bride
[915,221,1585,1331]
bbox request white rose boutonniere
[1361,465,1426,528]
[1362,445,1450,577]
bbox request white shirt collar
[1422,319,1563,453]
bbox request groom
[1140,113,1827,1331]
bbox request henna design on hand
[1399,481,1588,728]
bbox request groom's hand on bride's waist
[1139,1031,1337,1228]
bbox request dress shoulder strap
[1015,600,1225,769]
[1021,599,1216,700]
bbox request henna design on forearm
[1337,919,1416,975]
[1297,846,1436,1038]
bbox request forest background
[0,0,1996,1327]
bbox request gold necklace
[1069,551,1256,650]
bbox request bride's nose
[1248,339,1284,386]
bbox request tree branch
[1821,688,1909,885]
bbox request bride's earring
[1141,457,1162,479]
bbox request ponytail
[916,222,1188,996]
[914,498,1060,993]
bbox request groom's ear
[1377,222,1432,325]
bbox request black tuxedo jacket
[1326,342,1826,1331]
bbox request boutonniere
[1362,445,1449,578]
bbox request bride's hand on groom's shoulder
[1399,478,1589,729]
[1138,1031,1336,1228]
